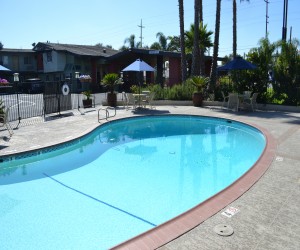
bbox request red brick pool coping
[111,121,277,250]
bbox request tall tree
[123,34,141,49]
[156,32,168,50]
[210,0,222,90]
[150,32,168,50]
[246,37,276,101]
[233,0,249,58]
[191,0,200,76]
[178,0,187,82]
[273,39,300,105]
[233,0,237,58]
[199,0,206,75]
[185,24,213,54]
[168,36,181,52]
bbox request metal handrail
[98,106,116,122]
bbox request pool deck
[1,105,300,250]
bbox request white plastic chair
[243,91,252,99]
[122,92,128,109]
[221,91,229,109]
[227,93,239,111]
[243,92,258,111]
[141,92,155,109]
[126,93,137,110]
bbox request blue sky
[1,0,299,57]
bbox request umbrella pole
[139,82,141,107]
[138,72,142,108]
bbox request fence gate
[43,81,72,115]
[0,83,45,126]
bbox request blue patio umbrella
[122,59,155,72]
[0,65,11,71]
[218,56,257,71]
[122,59,155,108]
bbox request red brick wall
[169,57,181,86]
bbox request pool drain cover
[213,224,234,236]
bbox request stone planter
[107,93,117,107]
[82,99,93,108]
[192,92,204,107]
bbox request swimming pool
[0,115,266,249]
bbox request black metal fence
[0,81,111,128]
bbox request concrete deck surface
[1,105,299,250]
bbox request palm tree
[210,0,222,90]
[191,0,200,76]
[123,34,141,49]
[167,35,181,52]
[185,24,213,54]
[233,0,249,58]
[150,32,168,50]
[149,42,161,50]
[156,32,168,50]
[178,0,187,82]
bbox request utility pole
[264,0,269,38]
[282,0,288,41]
[138,19,145,48]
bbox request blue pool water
[0,115,266,249]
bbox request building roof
[108,48,182,61]
[33,42,119,57]
[0,48,35,53]
[108,48,225,62]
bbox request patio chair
[141,92,155,109]
[227,93,239,111]
[122,92,128,108]
[243,91,252,99]
[243,92,258,111]
[0,106,14,137]
[221,91,229,108]
[126,93,137,110]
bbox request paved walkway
[1,105,299,250]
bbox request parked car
[21,78,44,93]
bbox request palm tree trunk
[191,0,201,76]
[199,0,206,75]
[233,0,237,58]
[199,0,203,24]
[178,0,187,81]
[210,0,222,89]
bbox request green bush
[130,85,139,94]
[166,82,195,100]
[213,76,234,101]
[132,83,195,101]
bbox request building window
[75,65,81,71]
[24,56,32,65]
[0,56,8,65]
[46,51,52,62]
